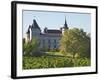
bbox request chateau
[25,18,68,50]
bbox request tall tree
[23,37,39,56]
[60,28,90,58]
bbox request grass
[45,51,64,56]
[23,52,90,69]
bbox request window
[48,39,51,44]
[54,39,56,43]
[43,39,45,44]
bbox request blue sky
[23,10,91,37]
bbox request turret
[61,17,69,34]
[63,17,68,29]
[31,19,41,37]
[25,27,30,43]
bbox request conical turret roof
[63,17,68,29]
[26,25,31,34]
[32,19,41,30]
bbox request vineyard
[23,54,90,69]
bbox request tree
[60,28,90,59]
[23,37,39,56]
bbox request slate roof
[40,33,61,37]
[46,30,62,34]
[26,18,69,34]
[63,18,68,29]
[31,19,41,30]
[26,25,31,34]
[26,29,30,34]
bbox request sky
[23,10,91,37]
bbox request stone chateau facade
[25,18,68,50]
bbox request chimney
[44,27,48,33]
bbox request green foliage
[23,38,39,56]
[49,49,59,52]
[74,57,90,66]
[23,56,90,69]
[60,28,90,58]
